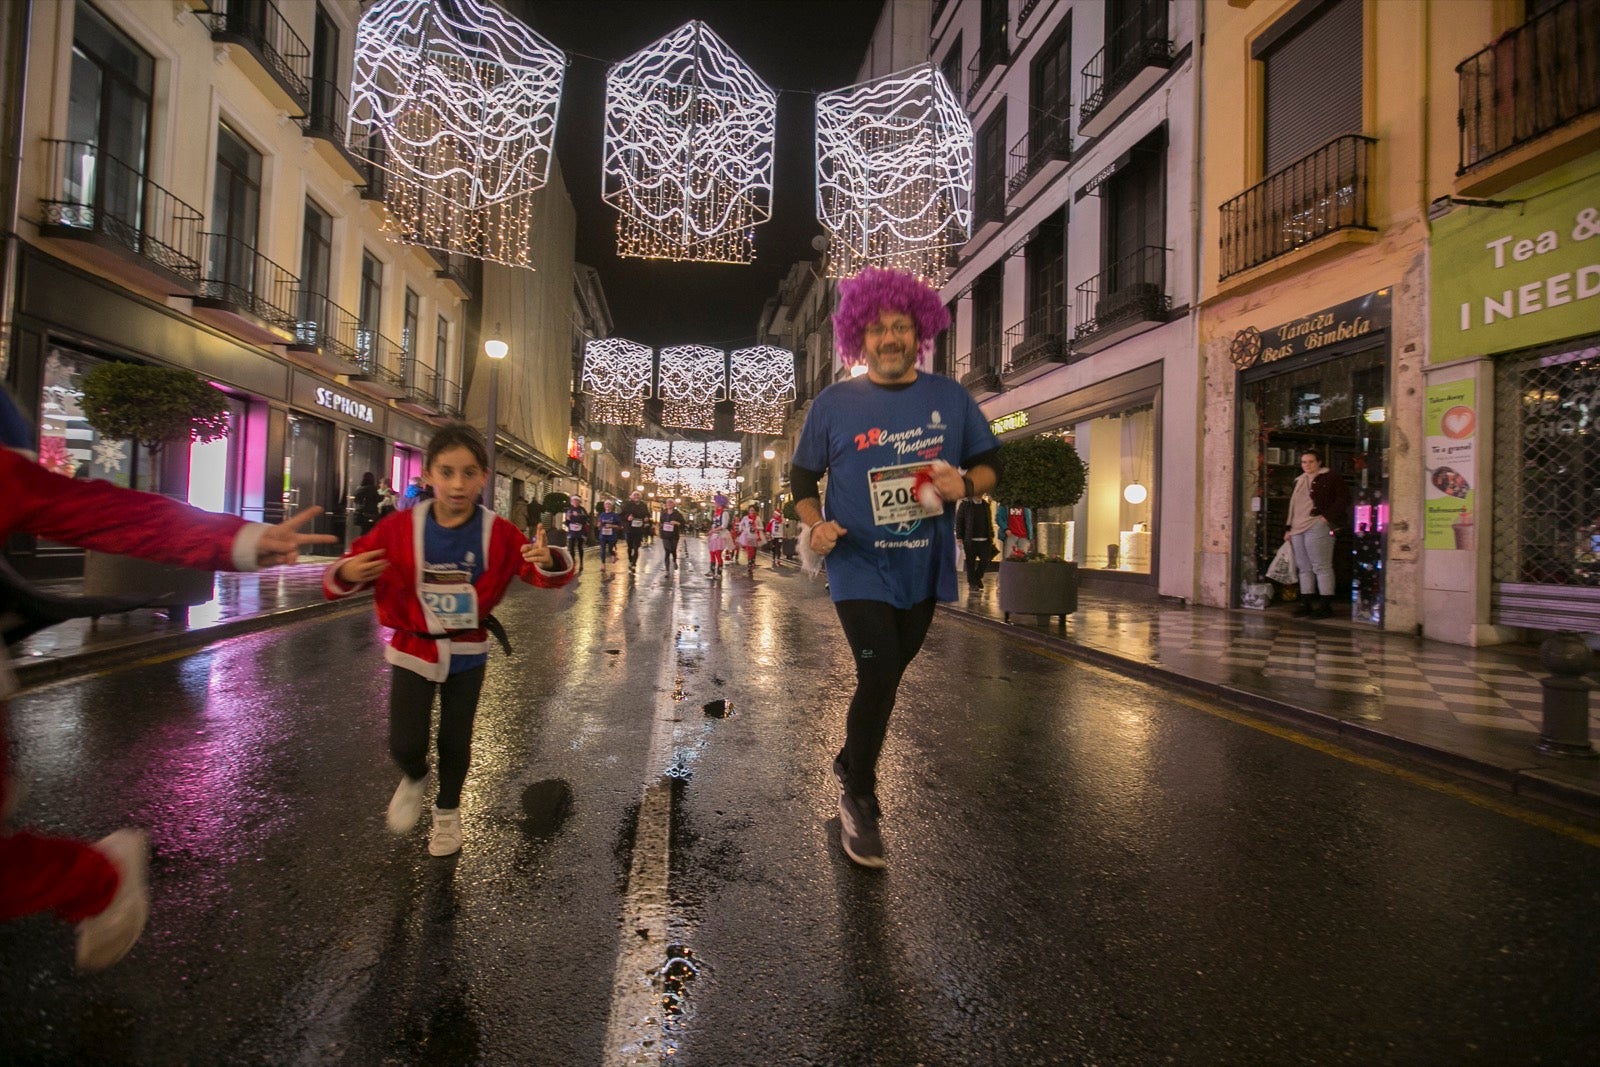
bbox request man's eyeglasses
[865,321,916,338]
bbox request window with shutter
[1261,0,1363,174]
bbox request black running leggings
[661,534,680,562]
[626,530,645,563]
[832,598,936,797]
[389,664,485,810]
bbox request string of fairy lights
[351,0,972,280]
[582,340,796,434]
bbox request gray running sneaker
[838,790,886,869]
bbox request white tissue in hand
[917,481,943,514]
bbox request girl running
[325,423,575,856]
[735,504,765,575]
[706,495,733,579]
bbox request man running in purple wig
[790,267,1002,868]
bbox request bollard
[1536,631,1597,759]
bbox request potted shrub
[991,433,1088,628]
[77,362,230,616]
[541,490,571,534]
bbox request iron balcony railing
[957,338,1004,391]
[1020,0,1045,25]
[967,39,1010,105]
[1456,0,1600,174]
[438,377,463,418]
[972,176,1007,232]
[301,75,351,146]
[404,352,440,406]
[291,290,362,364]
[198,0,311,111]
[353,330,405,389]
[39,139,204,282]
[1218,134,1376,279]
[355,130,388,201]
[1003,304,1070,373]
[1074,245,1169,340]
[199,232,298,330]
[1079,0,1174,128]
[1007,107,1073,198]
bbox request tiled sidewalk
[941,581,1600,816]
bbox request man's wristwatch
[961,473,975,499]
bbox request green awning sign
[1429,153,1600,364]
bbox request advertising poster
[1424,380,1477,550]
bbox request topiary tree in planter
[990,434,1088,628]
[541,490,572,533]
[77,362,231,616]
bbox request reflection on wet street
[2,544,1597,1064]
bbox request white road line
[602,606,688,1067]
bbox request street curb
[940,605,1600,821]
[12,592,372,690]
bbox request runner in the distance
[657,498,686,571]
[561,495,590,575]
[619,490,650,573]
[595,499,621,565]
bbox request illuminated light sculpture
[581,337,653,425]
[349,0,566,268]
[728,345,795,435]
[602,21,776,263]
[656,345,726,429]
[815,64,973,285]
[704,440,743,470]
[670,440,706,468]
[634,438,673,479]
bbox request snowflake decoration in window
[581,337,653,426]
[656,345,726,429]
[349,0,566,268]
[633,437,673,479]
[92,437,128,474]
[815,64,972,285]
[670,440,706,468]
[728,346,795,435]
[703,440,743,469]
[602,21,775,263]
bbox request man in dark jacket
[955,494,998,590]
[619,491,651,572]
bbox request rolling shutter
[1261,0,1363,174]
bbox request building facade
[936,0,1201,602]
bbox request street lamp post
[588,440,603,512]
[483,338,508,507]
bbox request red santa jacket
[0,448,262,695]
[323,501,575,682]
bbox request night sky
[515,0,887,349]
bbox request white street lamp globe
[1123,482,1148,505]
[485,339,509,360]
[762,448,775,460]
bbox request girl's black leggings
[831,598,936,798]
[389,664,485,810]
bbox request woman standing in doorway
[1284,448,1350,619]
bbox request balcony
[285,291,363,376]
[1007,107,1073,202]
[1017,0,1054,39]
[966,39,1010,108]
[1078,0,1175,139]
[193,232,297,344]
[966,180,1007,252]
[351,331,407,399]
[398,357,442,416]
[437,377,464,419]
[1218,134,1376,281]
[957,340,1004,399]
[300,77,367,184]
[353,130,389,205]
[1002,305,1071,386]
[1073,245,1171,354]
[1456,0,1600,191]
[37,140,203,294]
[428,248,474,300]
[197,0,311,116]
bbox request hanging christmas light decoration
[670,440,707,468]
[815,64,972,285]
[602,21,776,263]
[704,440,743,470]
[634,437,673,479]
[349,0,566,268]
[581,337,653,426]
[656,345,726,429]
[728,346,795,435]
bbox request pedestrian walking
[400,476,426,509]
[352,472,380,539]
[0,387,335,971]
[595,499,621,564]
[765,511,785,567]
[658,499,686,571]
[997,500,1033,560]
[791,267,1001,869]
[620,490,651,573]
[562,495,590,574]
[955,493,997,590]
[735,504,765,575]
[706,495,733,579]
[324,423,575,858]
[1285,448,1350,619]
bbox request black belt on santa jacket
[400,614,513,657]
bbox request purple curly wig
[833,267,950,364]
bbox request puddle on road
[701,699,731,718]
[660,943,701,1027]
[519,779,573,840]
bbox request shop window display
[39,347,152,488]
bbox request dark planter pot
[998,559,1078,628]
[83,551,216,615]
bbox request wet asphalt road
[2,542,1598,1066]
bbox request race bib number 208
[867,461,931,527]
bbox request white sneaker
[386,775,427,833]
[75,828,150,972]
[428,807,462,857]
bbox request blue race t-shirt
[597,510,620,538]
[793,373,999,607]
[423,509,487,675]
